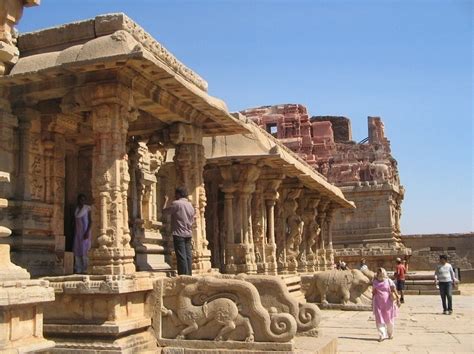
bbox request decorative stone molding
[153,275,297,351]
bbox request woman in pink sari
[372,267,401,341]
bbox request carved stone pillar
[0,110,17,191]
[129,139,169,272]
[262,176,283,275]
[316,199,329,270]
[325,204,336,268]
[14,108,36,200]
[252,181,265,273]
[219,163,260,274]
[279,186,303,274]
[299,193,321,273]
[88,86,136,275]
[171,123,211,273]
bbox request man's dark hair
[439,254,448,261]
[77,193,86,201]
[175,187,188,199]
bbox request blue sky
[18,0,472,234]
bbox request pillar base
[88,247,136,275]
[42,273,158,353]
[0,279,55,353]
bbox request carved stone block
[152,275,297,352]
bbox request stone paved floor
[296,284,474,353]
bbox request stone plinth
[42,273,158,353]
[0,279,55,353]
[0,171,55,353]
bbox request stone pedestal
[42,273,157,353]
[0,171,55,353]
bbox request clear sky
[18,0,473,234]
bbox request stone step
[280,274,306,303]
[404,289,461,295]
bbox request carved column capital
[168,122,203,145]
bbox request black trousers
[173,235,193,275]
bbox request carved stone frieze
[153,275,297,351]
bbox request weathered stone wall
[401,233,474,271]
[312,116,352,143]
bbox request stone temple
[0,2,420,353]
[242,104,411,269]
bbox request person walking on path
[434,255,458,315]
[73,194,92,274]
[394,257,406,303]
[372,267,401,342]
[163,187,195,275]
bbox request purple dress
[73,205,91,256]
[372,278,398,325]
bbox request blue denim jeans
[173,235,193,275]
[438,282,453,311]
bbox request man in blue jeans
[163,187,195,275]
[434,255,458,315]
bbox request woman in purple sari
[73,194,92,274]
[372,267,401,341]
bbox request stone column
[221,184,236,273]
[14,107,36,200]
[325,203,336,267]
[252,181,266,273]
[0,110,17,192]
[171,123,211,273]
[129,139,169,272]
[88,86,136,275]
[281,187,303,274]
[316,199,329,270]
[300,193,321,273]
[219,163,260,274]
[262,177,283,275]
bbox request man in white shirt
[434,254,458,315]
